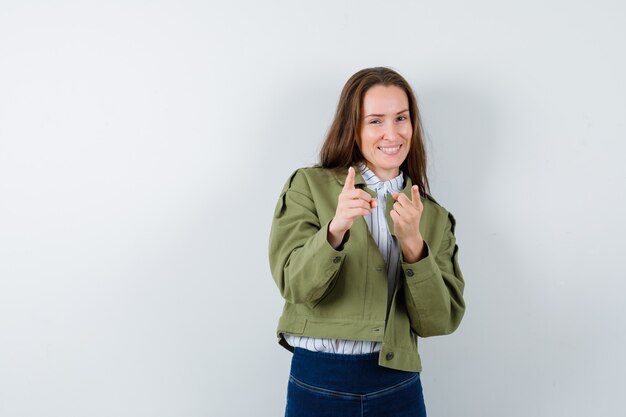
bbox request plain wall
[1,1,625,416]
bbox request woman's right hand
[327,166,377,249]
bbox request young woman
[269,67,466,417]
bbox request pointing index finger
[343,166,356,191]
[411,185,420,204]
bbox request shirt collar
[357,162,404,195]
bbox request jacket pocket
[279,316,308,335]
[310,274,340,309]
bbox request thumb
[343,166,356,191]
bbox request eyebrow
[364,109,409,118]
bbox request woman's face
[358,84,412,181]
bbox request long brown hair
[319,67,430,197]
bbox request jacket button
[385,352,394,361]
[333,256,342,264]
[405,269,414,277]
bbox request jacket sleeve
[268,170,346,304]
[401,211,466,337]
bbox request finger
[356,190,375,202]
[410,185,421,206]
[395,193,412,207]
[411,185,420,204]
[343,166,356,191]
[370,199,377,209]
[346,207,371,219]
[393,201,406,216]
[393,200,418,219]
[345,200,372,211]
[342,189,374,203]
[389,208,399,223]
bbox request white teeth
[379,146,400,153]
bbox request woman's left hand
[391,185,426,263]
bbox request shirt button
[385,352,395,361]
[406,269,414,277]
[333,256,342,264]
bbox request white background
[1,1,625,416]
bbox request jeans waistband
[290,347,418,395]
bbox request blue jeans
[285,348,427,417]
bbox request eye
[369,119,381,125]
[397,115,407,122]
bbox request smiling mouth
[378,145,401,155]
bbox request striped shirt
[283,163,404,354]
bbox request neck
[366,163,400,181]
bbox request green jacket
[268,166,465,372]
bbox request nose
[383,122,399,140]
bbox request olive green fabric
[268,167,465,372]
